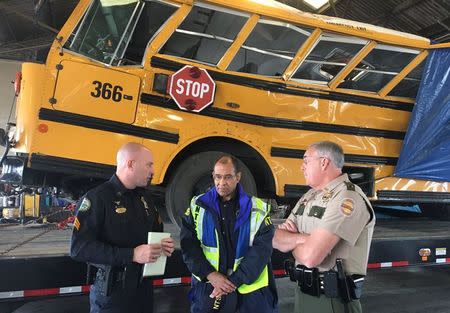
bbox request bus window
[292,33,367,84]
[228,20,313,76]
[338,44,420,92]
[388,62,424,98]
[159,3,248,65]
[120,1,178,65]
[64,0,143,64]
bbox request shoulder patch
[264,215,272,226]
[73,217,80,231]
[184,207,191,216]
[340,198,355,216]
[78,198,91,212]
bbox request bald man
[71,142,174,313]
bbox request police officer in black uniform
[71,142,175,313]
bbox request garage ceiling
[0,0,449,62]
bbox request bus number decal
[90,81,132,102]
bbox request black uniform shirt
[70,175,163,266]
[219,197,238,272]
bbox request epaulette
[344,181,355,191]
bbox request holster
[347,275,364,300]
[94,265,115,297]
[121,263,143,292]
[284,260,320,297]
[88,263,143,297]
[298,267,320,297]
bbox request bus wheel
[420,203,450,221]
[165,151,257,228]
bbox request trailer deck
[1,218,450,258]
[0,218,449,300]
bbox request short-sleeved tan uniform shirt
[288,174,375,275]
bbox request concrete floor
[5,265,450,313]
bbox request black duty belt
[284,260,365,300]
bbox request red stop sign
[168,65,216,112]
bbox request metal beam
[370,0,423,25]
[0,2,58,34]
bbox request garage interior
[0,1,449,313]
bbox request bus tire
[165,151,257,228]
[421,203,450,221]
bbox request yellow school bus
[2,0,449,225]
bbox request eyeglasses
[212,174,235,181]
[302,156,327,166]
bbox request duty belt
[284,259,364,301]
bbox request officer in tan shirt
[273,141,375,313]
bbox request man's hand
[278,219,298,233]
[206,272,235,297]
[210,286,228,299]
[133,243,162,264]
[161,237,175,257]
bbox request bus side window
[338,44,420,93]
[228,20,313,76]
[159,4,248,65]
[292,33,367,84]
[120,1,178,65]
[388,61,424,98]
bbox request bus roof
[173,0,430,48]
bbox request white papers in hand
[142,232,171,277]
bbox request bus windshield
[65,0,177,66]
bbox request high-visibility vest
[191,196,270,294]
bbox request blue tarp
[395,48,450,182]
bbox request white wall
[0,60,21,156]
[0,60,21,127]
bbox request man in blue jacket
[180,154,278,313]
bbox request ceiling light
[303,0,329,9]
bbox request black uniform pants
[89,279,154,313]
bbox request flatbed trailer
[1,218,450,308]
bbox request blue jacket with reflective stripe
[180,184,275,289]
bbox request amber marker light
[38,124,49,133]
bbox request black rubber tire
[420,203,450,221]
[165,151,257,228]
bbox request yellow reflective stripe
[233,257,244,271]
[249,198,268,246]
[194,203,220,271]
[238,266,269,294]
[233,198,270,294]
[195,205,205,242]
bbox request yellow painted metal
[24,194,40,217]
[429,42,450,49]
[217,14,259,71]
[379,50,429,97]
[13,63,46,153]
[375,177,448,194]
[283,28,322,81]
[53,61,141,123]
[328,40,376,90]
